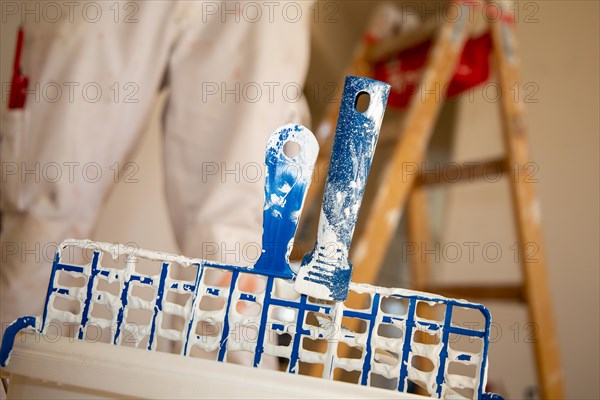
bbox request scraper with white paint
[295,76,391,301]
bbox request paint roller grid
[48,270,84,321]
[35,242,491,399]
[221,276,268,358]
[198,277,326,366]
[192,284,227,353]
[189,270,266,359]
[326,301,375,386]
[44,246,166,349]
[258,289,333,371]
[420,303,487,399]
[96,255,166,347]
[446,331,486,400]
[329,288,490,399]
[158,267,203,349]
[296,308,333,366]
[408,329,444,391]
[41,250,90,339]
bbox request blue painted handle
[252,124,318,278]
[295,76,390,301]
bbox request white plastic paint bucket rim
[1,332,429,399]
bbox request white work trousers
[0,1,311,338]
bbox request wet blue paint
[435,305,454,397]
[252,276,275,367]
[77,251,100,340]
[183,263,204,356]
[239,293,257,302]
[360,293,380,386]
[113,271,133,345]
[147,263,169,351]
[477,305,493,398]
[218,271,239,362]
[287,294,311,374]
[398,298,417,392]
[482,393,505,400]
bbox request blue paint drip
[240,293,257,302]
[360,293,380,386]
[415,320,442,331]
[344,309,375,320]
[218,271,239,362]
[482,393,505,400]
[136,276,153,285]
[113,272,133,345]
[270,298,331,314]
[77,251,100,340]
[147,262,169,350]
[435,305,453,398]
[477,305,493,398]
[183,263,204,356]
[40,252,61,331]
[382,316,406,325]
[449,326,485,338]
[0,316,36,367]
[398,298,417,392]
[252,276,274,367]
[287,295,311,374]
[56,263,85,273]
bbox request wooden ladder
[298,1,564,398]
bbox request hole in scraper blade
[355,91,370,113]
[283,140,301,158]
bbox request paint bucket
[1,332,426,400]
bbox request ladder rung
[416,158,508,187]
[427,284,524,302]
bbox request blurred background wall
[304,3,600,398]
[1,1,598,398]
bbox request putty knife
[295,76,391,301]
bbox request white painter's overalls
[0,0,311,360]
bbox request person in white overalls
[0,1,311,364]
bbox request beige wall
[444,3,600,398]
[310,2,600,398]
[1,1,598,398]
